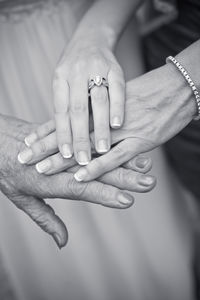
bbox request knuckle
[116,167,125,184]
[73,137,89,150]
[94,183,108,204]
[112,64,124,77]
[70,102,88,114]
[73,59,86,72]
[34,140,47,154]
[67,176,88,198]
[91,55,105,68]
[116,80,125,90]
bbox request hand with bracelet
[18,40,200,180]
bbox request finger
[123,155,153,174]
[99,168,156,193]
[53,76,73,158]
[24,120,56,146]
[74,138,142,182]
[23,169,134,209]
[34,148,152,177]
[70,78,91,165]
[108,67,125,128]
[35,152,77,175]
[90,85,110,153]
[18,132,58,165]
[35,152,152,176]
[11,195,68,248]
[68,165,156,193]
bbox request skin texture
[73,62,196,181]
[22,58,197,182]
[1,115,156,249]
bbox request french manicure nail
[77,151,89,165]
[18,148,33,164]
[36,160,51,173]
[136,156,149,168]
[53,233,62,249]
[117,193,134,205]
[24,133,37,147]
[112,116,121,128]
[62,144,72,158]
[97,139,109,153]
[74,168,88,182]
[139,175,154,186]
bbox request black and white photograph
[0,0,200,299]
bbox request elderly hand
[1,115,155,249]
[71,61,196,181]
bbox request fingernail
[36,160,51,173]
[74,168,88,182]
[62,144,72,158]
[139,175,154,186]
[97,139,109,153]
[117,193,134,205]
[77,151,89,165]
[112,116,121,128]
[136,156,149,168]
[53,233,63,249]
[18,148,33,164]
[24,133,37,147]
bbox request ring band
[88,76,109,92]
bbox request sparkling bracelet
[166,56,200,121]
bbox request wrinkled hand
[0,115,156,249]
[68,62,196,181]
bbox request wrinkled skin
[0,114,156,248]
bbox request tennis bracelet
[166,56,200,121]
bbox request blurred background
[0,1,197,299]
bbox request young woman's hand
[49,39,125,166]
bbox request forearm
[70,0,144,50]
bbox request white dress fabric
[0,1,195,299]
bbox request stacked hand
[27,36,126,165]
[0,114,155,248]
[19,62,196,182]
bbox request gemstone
[94,76,102,86]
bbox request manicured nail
[62,144,72,158]
[18,148,33,164]
[117,193,134,205]
[53,233,63,249]
[136,156,149,168]
[77,151,89,165]
[74,168,88,182]
[139,175,154,186]
[112,116,121,128]
[24,133,37,147]
[36,160,51,173]
[97,139,109,153]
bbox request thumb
[11,195,68,249]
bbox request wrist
[71,24,118,51]
[163,62,196,123]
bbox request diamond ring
[88,76,109,93]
